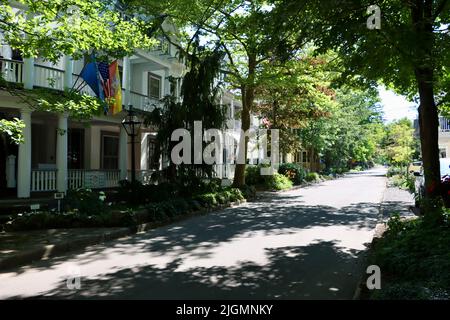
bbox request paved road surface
[0,168,389,299]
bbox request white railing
[68,170,85,189]
[31,170,57,192]
[0,58,23,83]
[34,64,64,90]
[130,91,162,112]
[439,117,450,132]
[68,170,121,189]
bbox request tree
[128,0,307,186]
[254,51,336,158]
[275,0,450,208]
[383,119,416,168]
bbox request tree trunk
[416,68,441,199]
[233,54,257,187]
[410,0,441,203]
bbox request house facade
[0,18,188,199]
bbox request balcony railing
[440,117,450,132]
[130,91,162,112]
[0,58,23,83]
[1,58,165,113]
[34,64,64,90]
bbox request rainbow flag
[109,60,122,115]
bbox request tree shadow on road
[22,240,365,300]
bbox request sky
[378,86,418,123]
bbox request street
[0,168,388,299]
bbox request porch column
[122,56,131,106]
[119,126,128,180]
[64,55,73,89]
[164,68,171,97]
[17,109,32,198]
[56,113,68,193]
[23,58,34,90]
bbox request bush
[245,165,264,186]
[65,188,108,215]
[390,174,415,193]
[369,215,450,299]
[305,172,320,182]
[278,163,306,185]
[264,173,293,191]
[387,166,406,177]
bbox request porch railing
[0,58,23,83]
[34,64,65,90]
[68,170,121,189]
[31,170,57,192]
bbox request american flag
[97,61,110,97]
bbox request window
[101,133,119,169]
[148,73,161,99]
[440,148,447,159]
[147,137,158,169]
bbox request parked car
[415,158,450,207]
[408,160,423,175]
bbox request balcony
[1,58,162,112]
[440,117,450,133]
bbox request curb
[0,199,247,272]
[352,177,389,300]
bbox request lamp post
[121,105,141,183]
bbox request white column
[64,55,73,89]
[23,57,34,90]
[164,68,171,97]
[17,109,32,198]
[56,114,68,193]
[123,56,131,106]
[119,126,128,180]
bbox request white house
[0,17,187,199]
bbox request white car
[414,158,450,207]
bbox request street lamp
[121,105,141,183]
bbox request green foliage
[369,215,450,299]
[305,172,320,182]
[390,174,416,194]
[265,173,293,191]
[3,210,137,231]
[0,118,25,144]
[278,163,306,185]
[0,0,157,62]
[383,119,416,166]
[65,188,108,215]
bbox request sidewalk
[0,227,131,271]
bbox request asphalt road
[0,167,388,299]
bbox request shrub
[305,172,320,182]
[264,173,293,190]
[245,165,264,186]
[65,188,108,215]
[387,166,405,177]
[195,193,217,207]
[369,216,450,298]
[390,174,415,193]
[278,163,306,185]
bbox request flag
[109,60,122,115]
[79,54,110,113]
[97,61,110,97]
